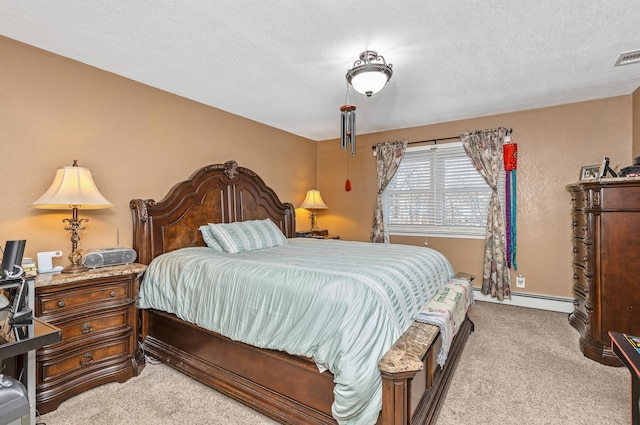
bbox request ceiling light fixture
[346,50,393,97]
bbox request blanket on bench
[414,277,474,366]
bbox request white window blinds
[383,142,502,238]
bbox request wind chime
[340,85,356,191]
[503,131,518,270]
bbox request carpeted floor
[38,301,630,425]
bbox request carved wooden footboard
[139,308,473,425]
[131,160,474,425]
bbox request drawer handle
[80,353,94,367]
[572,220,577,227]
[58,301,65,308]
[573,273,579,281]
[81,323,93,334]
[572,247,578,254]
[582,225,588,231]
[110,291,116,297]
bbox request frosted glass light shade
[31,165,113,210]
[350,71,389,97]
[299,189,328,210]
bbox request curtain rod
[370,136,456,150]
[370,128,512,150]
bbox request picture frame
[599,157,609,178]
[580,164,600,180]
[599,156,617,178]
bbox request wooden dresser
[567,178,640,366]
[34,263,146,414]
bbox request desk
[609,331,640,425]
[1,278,61,425]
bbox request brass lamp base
[62,247,87,274]
[308,210,319,232]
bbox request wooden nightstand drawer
[38,279,131,316]
[38,334,133,383]
[44,306,133,347]
[35,263,146,414]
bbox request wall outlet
[516,275,525,288]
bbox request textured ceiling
[1,1,640,141]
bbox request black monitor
[0,240,31,324]
[1,240,26,280]
[8,277,31,324]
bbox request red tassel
[345,179,352,192]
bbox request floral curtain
[460,128,511,300]
[370,140,408,243]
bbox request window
[382,142,503,238]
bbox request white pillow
[199,225,224,251]
[207,219,288,254]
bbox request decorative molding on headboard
[224,160,238,179]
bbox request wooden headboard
[130,160,296,265]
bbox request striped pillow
[208,219,288,254]
[199,225,223,251]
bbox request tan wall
[634,86,640,160]
[3,34,636,300]
[317,96,633,299]
[0,36,317,267]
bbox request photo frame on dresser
[599,156,618,178]
[580,164,600,180]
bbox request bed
[130,160,474,425]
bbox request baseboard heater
[472,287,573,313]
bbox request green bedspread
[138,238,454,425]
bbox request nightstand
[34,263,146,414]
[295,229,340,239]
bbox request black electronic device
[8,277,32,325]
[619,165,640,177]
[618,156,640,177]
[1,240,26,280]
[0,240,32,325]
[0,277,32,325]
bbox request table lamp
[30,160,113,273]
[299,189,328,232]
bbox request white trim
[472,287,574,313]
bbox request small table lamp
[30,160,113,273]
[299,189,328,232]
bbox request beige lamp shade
[30,164,113,210]
[299,189,328,210]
